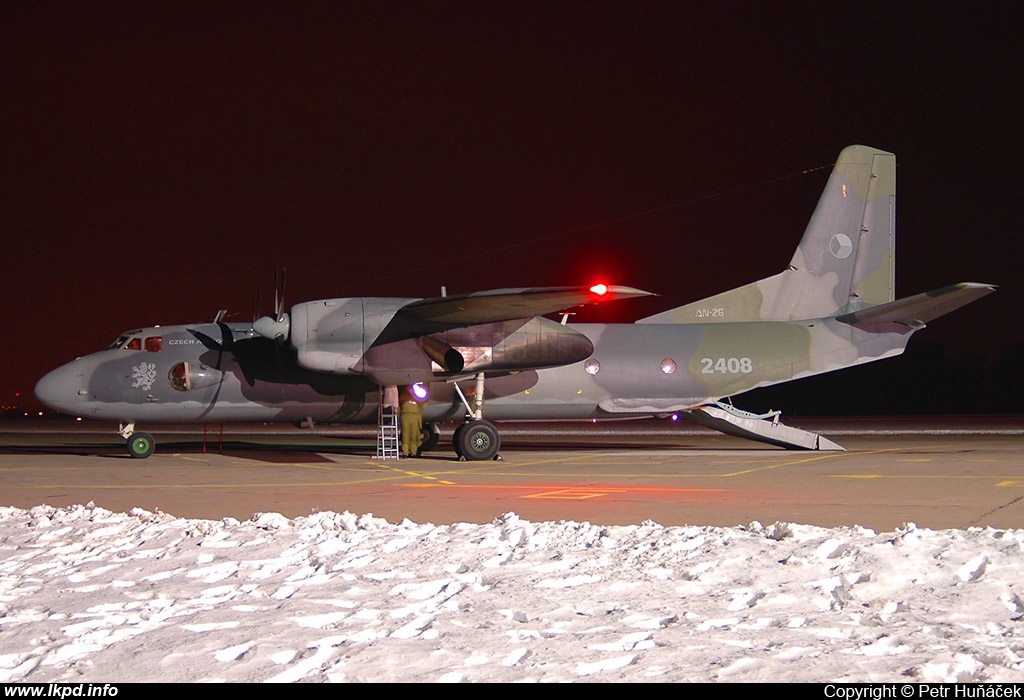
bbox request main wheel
[127,431,155,459]
[420,422,440,452]
[455,420,500,461]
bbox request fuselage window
[145,337,163,353]
[106,336,130,351]
[167,361,221,392]
[168,362,189,391]
[126,338,142,351]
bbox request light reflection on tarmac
[2,417,1023,531]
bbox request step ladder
[375,407,401,460]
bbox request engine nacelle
[291,298,418,374]
[360,317,595,384]
[441,316,595,372]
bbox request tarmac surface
[2,416,1023,531]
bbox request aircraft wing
[398,285,654,325]
[836,282,996,330]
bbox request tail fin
[639,145,896,324]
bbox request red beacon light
[589,283,609,296]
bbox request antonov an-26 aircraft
[36,146,995,459]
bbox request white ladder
[375,405,401,460]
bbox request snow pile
[2,504,1024,682]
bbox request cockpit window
[105,335,130,351]
[106,331,153,351]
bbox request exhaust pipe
[419,335,465,373]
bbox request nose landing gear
[120,422,155,459]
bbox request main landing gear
[451,373,502,461]
[119,422,155,459]
[452,419,501,461]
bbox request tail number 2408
[700,357,754,374]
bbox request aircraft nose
[34,360,82,414]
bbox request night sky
[3,3,1020,413]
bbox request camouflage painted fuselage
[38,312,911,426]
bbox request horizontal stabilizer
[400,285,654,325]
[688,403,845,451]
[835,282,996,330]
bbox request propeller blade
[188,324,236,371]
[274,266,287,321]
[217,322,235,350]
[188,328,223,351]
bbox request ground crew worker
[400,390,423,457]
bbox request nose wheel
[127,431,155,459]
[120,422,155,459]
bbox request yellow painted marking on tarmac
[282,462,363,471]
[400,450,855,480]
[3,479,411,490]
[710,449,880,477]
[390,463,844,480]
[199,459,373,472]
[996,481,1024,487]
[391,454,592,479]
[401,483,726,494]
[147,448,874,481]
[371,460,456,485]
[4,462,447,490]
[523,488,627,500]
[479,454,594,470]
[830,474,1015,481]
[549,448,894,479]
[510,449,894,479]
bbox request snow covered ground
[2,503,1024,683]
